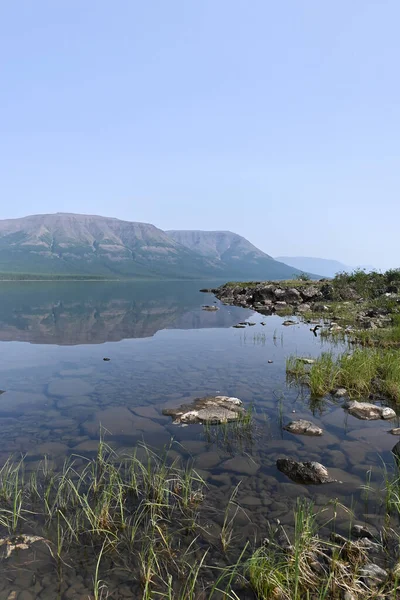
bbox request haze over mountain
[276,256,376,278]
[167,230,303,280]
[0,213,307,280]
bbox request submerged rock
[283,420,323,436]
[282,320,298,326]
[0,534,51,559]
[276,458,337,484]
[390,428,400,435]
[202,305,219,311]
[344,400,396,420]
[163,396,244,425]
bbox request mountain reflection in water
[0,280,250,345]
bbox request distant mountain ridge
[276,256,376,278]
[0,213,309,280]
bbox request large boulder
[344,400,396,420]
[253,284,277,302]
[300,285,323,300]
[163,396,244,425]
[276,458,337,484]
[283,420,323,436]
[284,288,302,303]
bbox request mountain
[0,213,214,279]
[167,230,305,280]
[0,213,308,280]
[275,256,376,278]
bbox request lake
[0,280,397,598]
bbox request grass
[1,441,400,598]
[287,348,400,401]
[202,406,255,453]
[0,437,251,599]
[245,497,398,600]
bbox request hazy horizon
[1,1,399,270]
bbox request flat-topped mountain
[0,213,308,280]
[0,213,213,279]
[167,230,302,280]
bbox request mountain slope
[167,230,307,280]
[276,256,376,278]
[0,213,214,279]
[0,213,310,280]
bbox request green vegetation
[287,348,400,401]
[1,438,400,597]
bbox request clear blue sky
[1,1,399,269]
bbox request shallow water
[0,280,398,598]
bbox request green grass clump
[287,348,400,402]
[247,498,372,600]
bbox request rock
[282,320,298,326]
[285,288,302,302]
[283,420,323,436]
[351,524,374,539]
[83,406,165,437]
[28,442,69,458]
[221,456,260,476]
[18,592,34,600]
[103,357,111,361]
[276,459,337,484]
[232,324,246,328]
[275,301,287,309]
[0,534,51,559]
[360,563,388,587]
[320,283,334,300]
[357,537,381,553]
[389,428,400,435]
[0,391,50,415]
[296,358,315,365]
[300,285,322,300]
[199,288,214,293]
[47,379,93,397]
[344,400,396,420]
[246,322,256,326]
[202,305,219,311]
[333,388,347,397]
[162,396,244,425]
[268,360,273,364]
[274,288,286,300]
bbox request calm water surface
[0,281,397,597]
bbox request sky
[0,1,399,270]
